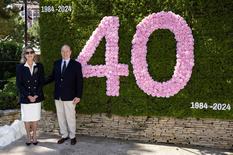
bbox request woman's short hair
[20,46,38,63]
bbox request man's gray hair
[61,44,72,51]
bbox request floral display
[77,16,129,96]
[131,11,194,97]
[77,12,194,97]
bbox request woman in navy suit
[16,46,44,145]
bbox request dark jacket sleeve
[44,62,55,85]
[35,63,45,96]
[16,65,29,97]
[76,62,83,98]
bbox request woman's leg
[24,122,31,143]
[31,121,38,142]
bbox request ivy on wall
[40,0,233,119]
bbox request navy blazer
[45,59,83,101]
[16,63,45,104]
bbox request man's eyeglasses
[25,51,35,55]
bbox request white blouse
[24,62,36,75]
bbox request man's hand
[72,97,80,105]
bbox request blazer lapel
[24,62,37,77]
[58,59,73,76]
[23,66,31,77]
[57,59,62,76]
[32,64,38,76]
[65,59,72,73]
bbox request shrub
[0,77,19,110]
[0,41,22,79]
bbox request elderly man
[46,44,83,145]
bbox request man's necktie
[62,61,66,75]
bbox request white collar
[24,61,36,68]
[63,59,70,62]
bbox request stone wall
[0,110,20,126]
[1,110,232,149]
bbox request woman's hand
[28,96,35,102]
[33,95,38,99]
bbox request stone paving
[0,133,232,155]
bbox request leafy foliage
[0,77,19,110]
[0,41,22,79]
[0,0,23,40]
[28,20,40,47]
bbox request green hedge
[0,42,21,109]
[0,41,22,80]
[0,77,19,110]
[40,0,233,119]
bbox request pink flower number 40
[77,11,194,98]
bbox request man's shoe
[70,138,76,145]
[57,137,69,144]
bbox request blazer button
[28,80,30,83]
[28,87,31,89]
[61,78,63,81]
[34,87,36,89]
[35,80,37,82]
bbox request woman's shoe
[32,135,38,145]
[25,142,31,146]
